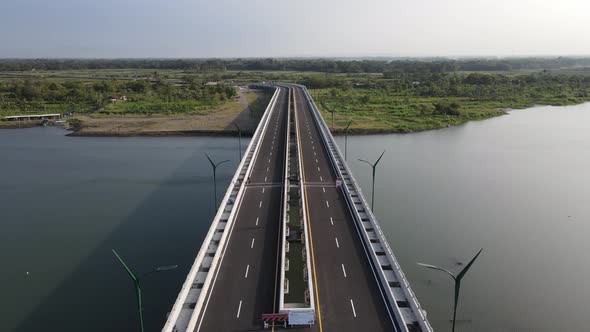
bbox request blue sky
[1,0,589,58]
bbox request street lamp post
[358,150,385,211]
[330,110,335,130]
[233,121,242,161]
[112,249,178,332]
[344,120,352,161]
[205,153,230,209]
[320,101,335,130]
[417,248,484,332]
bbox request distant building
[109,94,128,102]
[204,82,219,86]
[4,114,61,121]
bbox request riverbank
[65,109,508,137]
[313,91,590,134]
[327,109,508,135]
[67,128,249,137]
[9,100,590,137]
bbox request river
[2,103,590,331]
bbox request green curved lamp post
[232,121,242,161]
[205,153,230,209]
[320,101,336,130]
[343,120,352,161]
[112,249,178,332]
[417,248,484,332]
[358,150,385,211]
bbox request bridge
[162,84,433,332]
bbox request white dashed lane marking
[236,300,243,318]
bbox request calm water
[336,102,590,331]
[2,103,590,331]
[0,129,243,332]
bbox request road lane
[195,87,288,331]
[294,86,396,332]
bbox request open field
[69,87,271,136]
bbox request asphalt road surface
[293,86,396,332]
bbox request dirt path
[71,87,266,136]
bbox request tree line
[0,78,236,115]
[1,57,590,73]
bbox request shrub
[433,101,462,116]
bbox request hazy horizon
[1,0,589,58]
[2,55,590,60]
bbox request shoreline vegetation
[1,57,590,136]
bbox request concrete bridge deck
[162,84,432,332]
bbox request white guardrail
[297,84,433,332]
[162,85,280,332]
